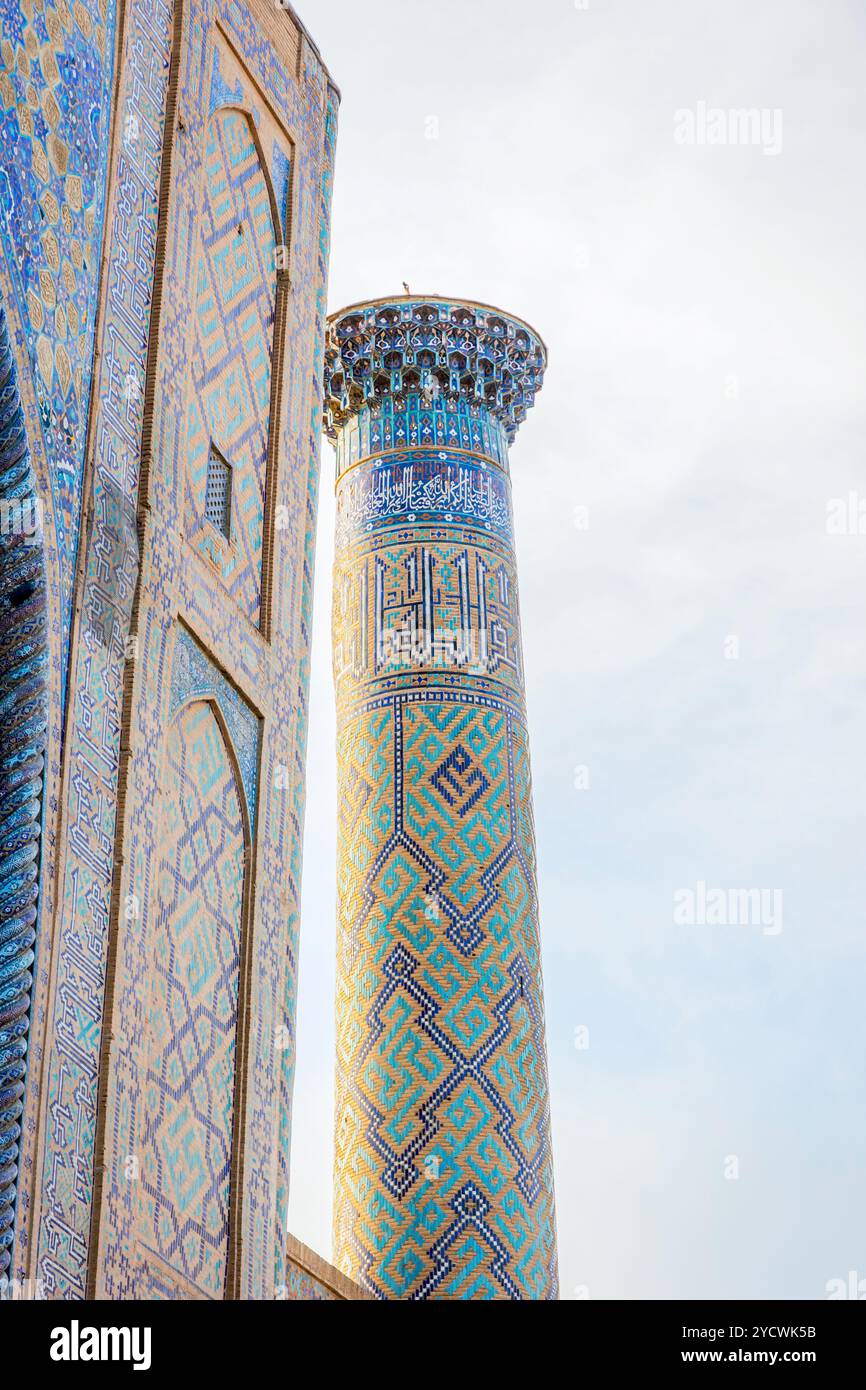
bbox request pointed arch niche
[184,70,293,634]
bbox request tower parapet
[324,296,547,472]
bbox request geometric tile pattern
[334,701,557,1299]
[29,0,176,1298]
[169,625,261,830]
[135,700,245,1300]
[326,298,558,1299]
[185,108,278,626]
[332,399,510,475]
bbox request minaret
[324,296,558,1301]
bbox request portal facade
[0,0,340,1300]
[325,297,559,1299]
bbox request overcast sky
[287,0,866,1298]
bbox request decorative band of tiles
[336,449,513,548]
[333,400,509,474]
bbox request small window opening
[206,444,232,541]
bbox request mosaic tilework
[84,4,339,1302]
[207,40,242,116]
[0,298,48,1279]
[333,528,525,711]
[29,0,175,1297]
[335,400,508,474]
[0,0,118,675]
[185,105,283,625]
[136,699,245,1299]
[170,625,261,828]
[0,0,121,1287]
[3,0,337,1301]
[126,628,260,1302]
[336,449,512,548]
[273,83,338,1297]
[325,298,558,1300]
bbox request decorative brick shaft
[325,296,558,1300]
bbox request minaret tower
[324,296,558,1300]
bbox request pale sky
[288,0,866,1298]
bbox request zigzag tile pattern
[334,700,556,1299]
